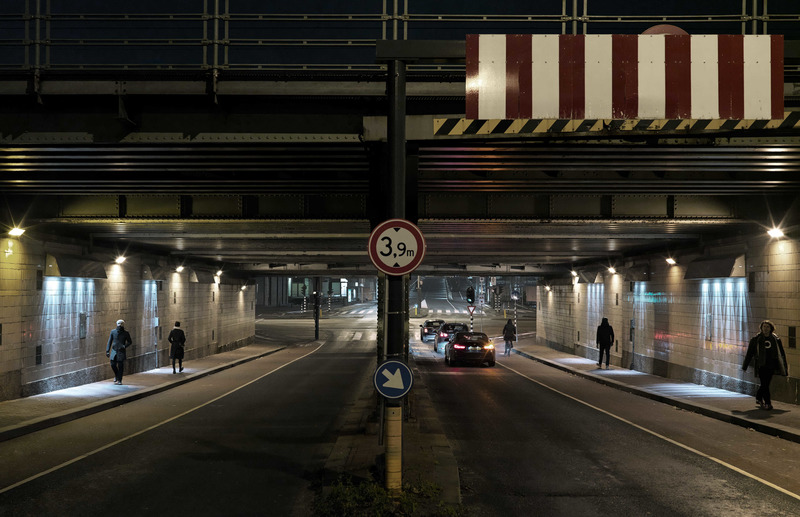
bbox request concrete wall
[537,236,800,404]
[0,237,255,401]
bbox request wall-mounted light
[545,285,551,292]
[240,285,247,291]
[608,267,616,274]
[666,258,676,265]
[175,265,185,273]
[768,228,784,238]
[571,270,578,277]
[8,228,24,237]
[216,270,223,277]
[115,256,126,264]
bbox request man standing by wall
[106,319,132,385]
[168,321,186,374]
[596,317,614,369]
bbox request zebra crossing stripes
[337,307,484,316]
[332,330,376,341]
[341,308,377,316]
[428,308,484,316]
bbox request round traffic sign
[374,360,414,399]
[368,219,426,276]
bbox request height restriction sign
[368,219,426,276]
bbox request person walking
[742,320,788,410]
[596,317,614,369]
[502,319,516,356]
[168,321,186,373]
[106,319,132,385]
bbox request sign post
[368,218,425,493]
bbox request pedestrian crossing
[331,330,377,341]
[424,308,487,316]
[337,307,486,317]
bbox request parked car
[420,319,445,343]
[445,331,495,367]
[434,322,468,353]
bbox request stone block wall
[0,237,255,401]
[538,236,800,404]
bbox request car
[445,331,495,367]
[420,319,445,343]
[434,322,469,353]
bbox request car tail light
[484,344,494,349]
[440,332,447,338]
[454,344,466,349]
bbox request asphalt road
[5,311,800,516]
[413,335,800,517]
[0,319,376,517]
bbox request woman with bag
[742,320,788,410]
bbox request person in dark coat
[106,319,132,385]
[168,321,186,374]
[742,320,788,410]
[502,319,516,356]
[596,317,614,369]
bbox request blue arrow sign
[373,360,414,399]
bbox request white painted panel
[478,34,507,119]
[690,35,719,119]
[532,35,560,118]
[584,35,613,119]
[638,35,666,119]
[744,35,772,119]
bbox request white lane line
[500,362,800,502]
[0,343,325,495]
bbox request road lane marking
[0,342,325,495]
[500,362,800,502]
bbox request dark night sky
[0,1,797,69]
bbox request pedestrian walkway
[0,342,285,442]
[508,333,800,444]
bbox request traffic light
[466,286,475,304]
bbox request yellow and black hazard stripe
[433,111,800,136]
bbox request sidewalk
[0,342,285,442]
[509,333,800,444]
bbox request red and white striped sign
[466,34,783,120]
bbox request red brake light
[454,344,466,349]
[440,332,447,337]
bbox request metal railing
[0,0,797,72]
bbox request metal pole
[314,278,321,341]
[384,57,407,494]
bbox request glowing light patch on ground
[646,383,750,398]
[592,368,649,376]
[558,357,600,365]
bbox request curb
[0,346,286,443]
[512,348,800,445]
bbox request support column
[384,58,407,493]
